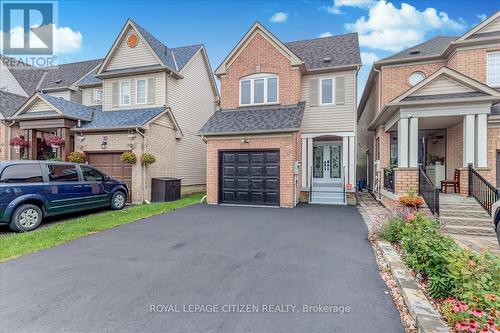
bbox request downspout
[7,121,15,160]
[135,128,148,204]
[373,66,382,200]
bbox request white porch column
[409,117,419,167]
[476,114,488,168]
[307,138,313,188]
[348,136,355,186]
[301,138,308,188]
[398,118,409,168]
[463,114,475,167]
[343,137,349,186]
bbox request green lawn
[0,193,204,262]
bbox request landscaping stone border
[377,240,450,333]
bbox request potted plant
[399,191,425,211]
[68,151,86,163]
[45,135,65,149]
[9,137,29,149]
[141,153,156,166]
[120,151,137,165]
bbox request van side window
[47,165,79,182]
[81,166,105,182]
[0,164,44,183]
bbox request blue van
[0,161,128,232]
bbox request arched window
[239,73,279,106]
[408,71,426,86]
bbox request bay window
[240,74,279,106]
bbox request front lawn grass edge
[0,193,204,262]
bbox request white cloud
[345,1,465,52]
[361,52,380,64]
[477,13,487,22]
[326,0,376,14]
[319,32,333,38]
[270,12,288,23]
[0,24,82,54]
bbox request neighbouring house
[1,18,219,203]
[199,22,361,207]
[357,11,500,210]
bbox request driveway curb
[377,241,450,333]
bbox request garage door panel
[220,150,279,206]
[87,152,132,202]
[265,166,279,177]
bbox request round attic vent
[127,33,138,48]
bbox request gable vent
[55,79,63,84]
[323,57,332,63]
[409,50,421,55]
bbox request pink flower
[469,309,487,318]
[459,302,470,311]
[479,327,489,333]
[468,319,480,332]
[455,321,469,331]
[445,297,457,305]
[405,212,415,222]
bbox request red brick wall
[379,62,445,107]
[219,32,301,109]
[447,46,500,84]
[394,168,418,195]
[206,133,300,208]
[374,126,390,190]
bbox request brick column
[394,167,418,196]
[458,168,469,196]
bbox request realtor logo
[2,2,53,55]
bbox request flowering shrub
[120,152,137,165]
[442,297,499,332]
[68,151,85,163]
[9,137,29,148]
[45,135,65,147]
[398,192,425,209]
[141,153,156,166]
[380,212,500,330]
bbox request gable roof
[215,22,304,76]
[1,55,46,95]
[456,10,500,42]
[0,90,28,119]
[284,33,361,71]
[198,102,305,136]
[12,93,94,121]
[38,59,102,90]
[76,66,102,87]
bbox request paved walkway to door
[0,204,404,333]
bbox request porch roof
[198,102,305,136]
[75,106,167,130]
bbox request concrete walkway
[0,204,404,333]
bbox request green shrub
[120,152,137,165]
[141,153,156,166]
[380,216,406,243]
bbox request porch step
[439,209,490,219]
[310,190,345,205]
[439,216,492,227]
[441,225,496,237]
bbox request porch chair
[440,169,460,193]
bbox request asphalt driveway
[0,204,404,333]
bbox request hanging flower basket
[120,152,137,165]
[141,153,156,166]
[68,151,86,163]
[45,135,65,148]
[9,137,29,148]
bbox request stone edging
[377,240,450,333]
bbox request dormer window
[239,74,278,106]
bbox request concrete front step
[439,209,490,219]
[442,225,496,237]
[440,217,492,227]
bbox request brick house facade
[357,11,500,208]
[200,22,360,207]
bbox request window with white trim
[239,74,279,106]
[487,52,500,87]
[136,79,147,104]
[93,88,102,103]
[320,78,335,105]
[120,81,130,105]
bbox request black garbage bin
[151,177,181,202]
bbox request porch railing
[418,166,439,215]
[468,164,499,216]
[383,168,394,193]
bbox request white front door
[313,142,342,183]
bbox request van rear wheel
[9,204,43,232]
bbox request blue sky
[14,0,500,97]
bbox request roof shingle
[0,90,28,118]
[379,36,457,62]
[199,102,305,136]
[78,106,166,130]
[285,33,361,70]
